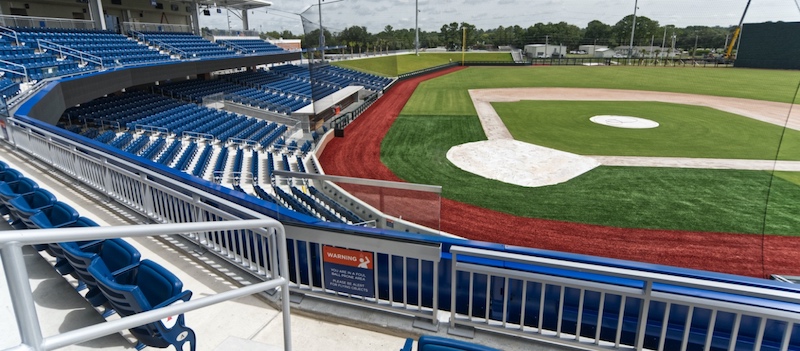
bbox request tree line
[251,15,738,53]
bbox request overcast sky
[199,0,800,34]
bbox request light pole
[628,0,638,58]
[309,0,344,62]
[415,0,419,55]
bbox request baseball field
[324,54,800,277]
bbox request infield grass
[494,101,800,160]
[332,52,512,77]
[381,114,800,234]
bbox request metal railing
[208,29,260,37]
[0,25,19,45]
[1,220,292,351]
[36,39,104,69]
[138,36,190,59]
[449,246,800,351]
[0,59,28,81]
[122,22,191,35]
[0,15,94,30]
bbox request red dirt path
[319,67,800,278]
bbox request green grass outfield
[493,101,800,160]
[374,66,800,234]
[332,52,512,77]
[401,67,800,117]
[381,114,800,234]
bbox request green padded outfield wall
[735,22,800,70]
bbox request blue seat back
[90,259,183,314]
[61,238,141,289]
[26,201,79,229]
[0,169,23,184]
[88,259,196,351]
[47,217,100,259]
[6,188,57,219]
[415,336,501,351]
[0,177,38,203]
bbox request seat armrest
[400,338,414,351]
[153,290,193,309]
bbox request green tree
[612,15,660,48]
[584,20,612,45]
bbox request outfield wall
[737,22,800,70]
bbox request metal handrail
[0,15,94,30]
[0,59,28,81]
[219,40,250,54]
[1,220,292,351]
[143,37,190,58]
[0,25,19,45]
[36,39,104,69]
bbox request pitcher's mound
[590,115,659,129]
[446,139,600,187]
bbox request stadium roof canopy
[196,0,272,11]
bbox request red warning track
[318,67,800,278]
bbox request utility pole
[545,35,549,57]
[415,0,419,55]
[693,34,698,58]
[628,0,638,58]
[318,0,325,62]
[661,27,667,58]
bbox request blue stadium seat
[46,217,101,275]
[400,335,501,351]
[60,238,141,307]
[26,201,80,230]
[88,259,196,351]
[6,188,57,229]
[0,177,38,215]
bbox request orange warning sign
[323,246,373,270]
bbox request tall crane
[725,0,752,60]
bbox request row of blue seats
[0,160,196,351]
[0,46,36,56]
[213,147,229,181]
[137,32,236,59]
[0,77,20,98]
[0,53,60,64]
[325,64,392,86]
[216,39,284,54]
[191,145,214,177]
[10,27,171,68]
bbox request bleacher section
[0,161,196,351]
[135,31,236,59]
[11,27,170,67]
[156,76,310,113]
[216,38,284,54]
[57,88,368,226]
[0,31,91,81]
[272,64,393,92]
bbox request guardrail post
[1,242,45,351]
[635,280,654,350]
[141,173,154,217]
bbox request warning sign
[322,246,375,297]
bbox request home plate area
[446,139,600,187]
